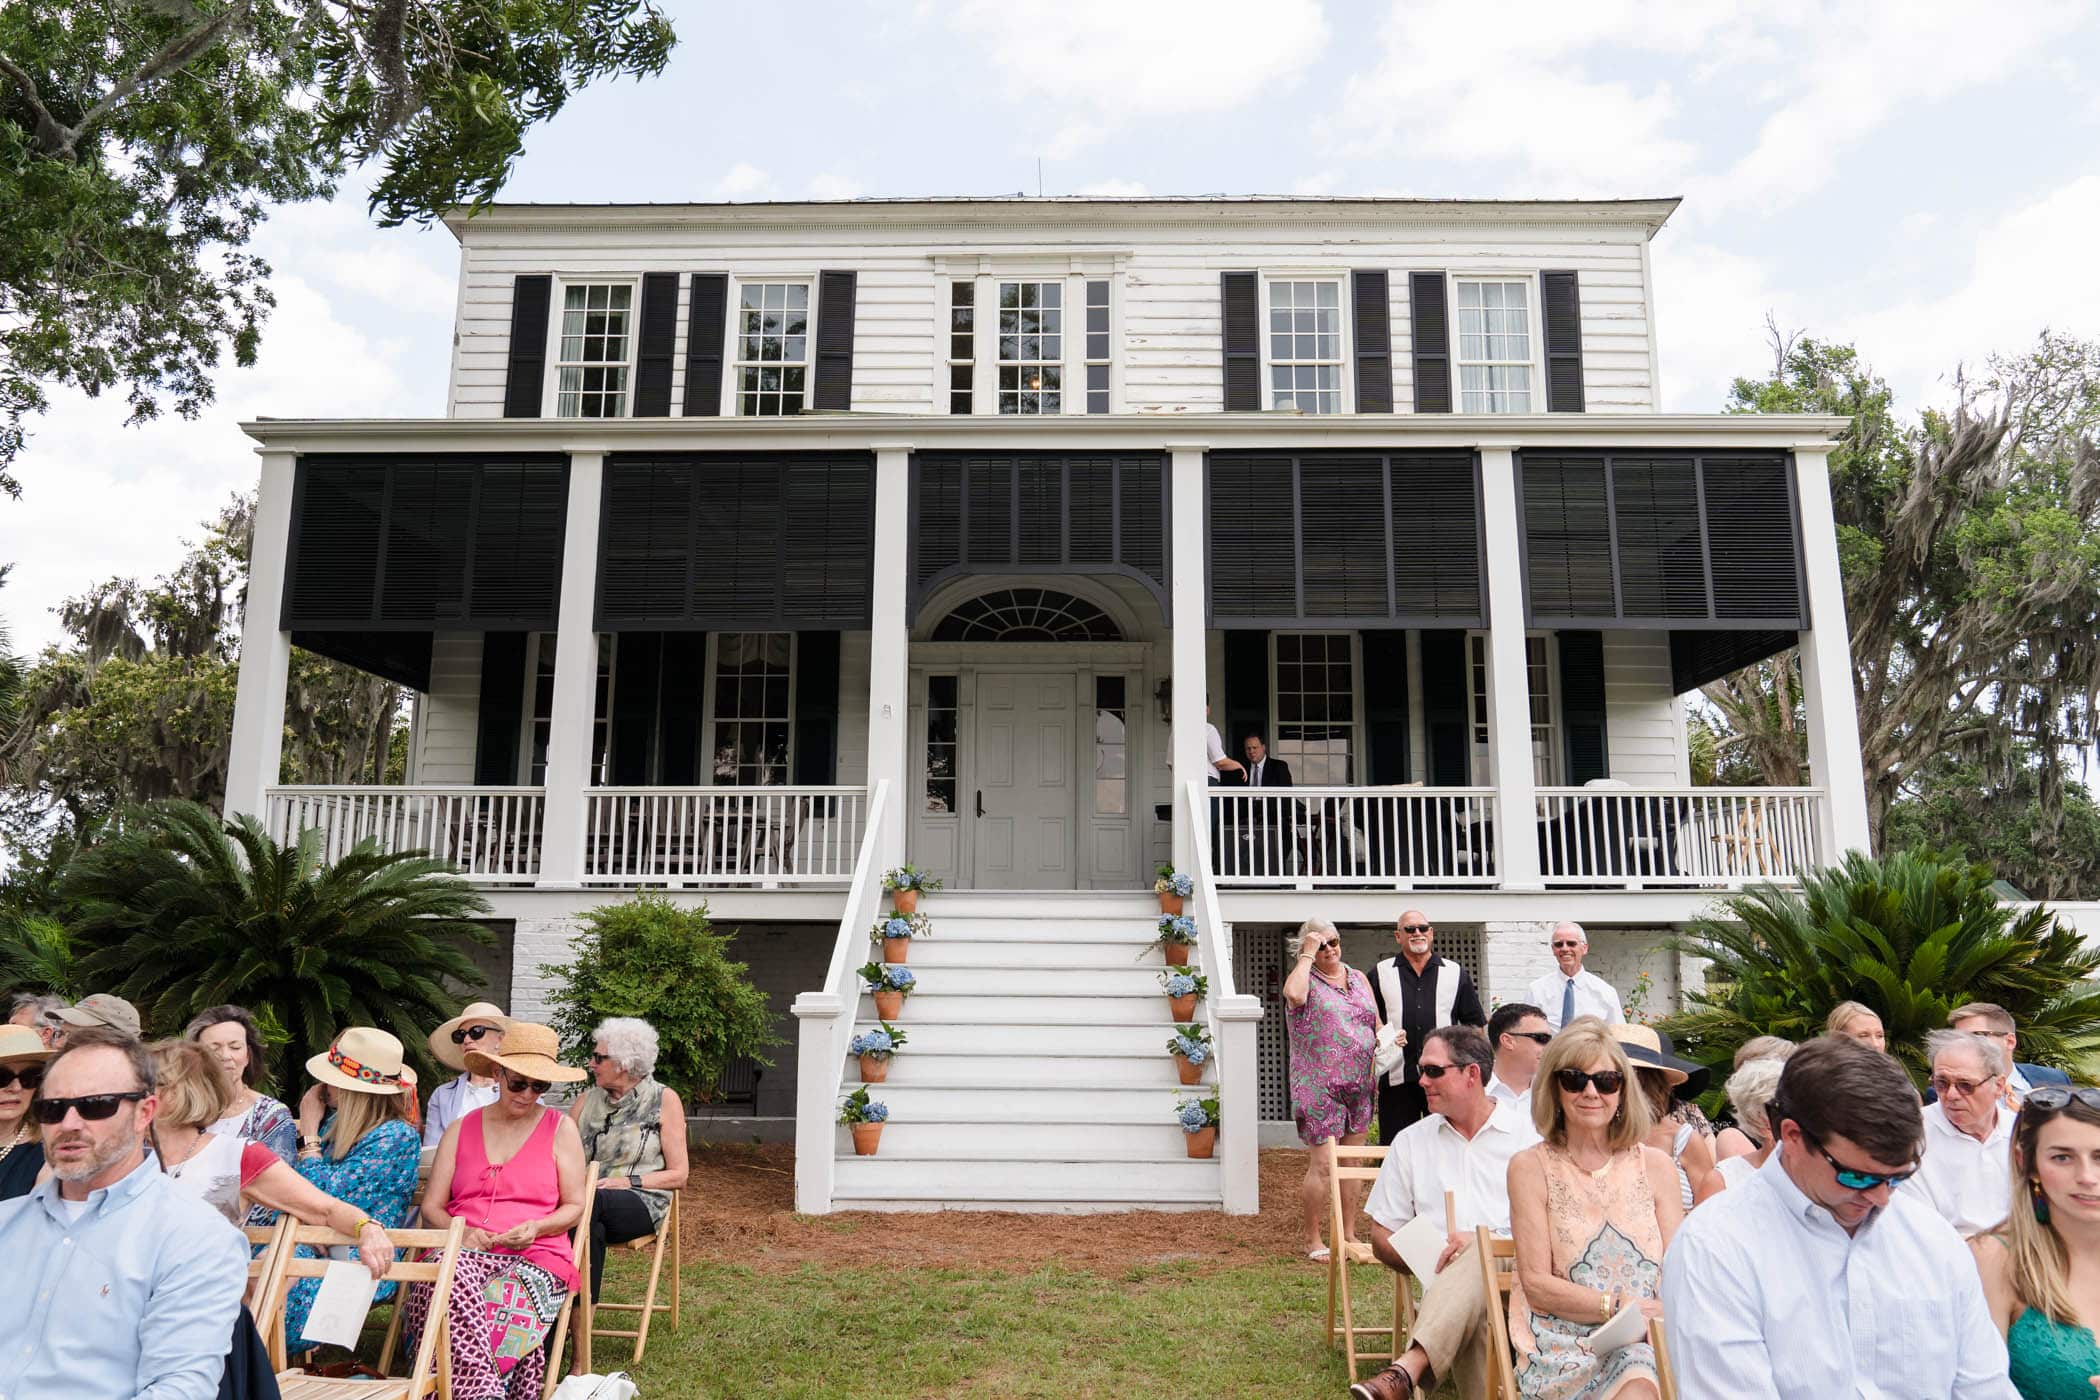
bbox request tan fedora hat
[55,993,142,1039]
[306,1027,412,1096]
[429,1001,510,1072]
[464,1021,585,1084]
[0,1024,53,1065]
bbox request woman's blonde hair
[1825,1001,1881,1037]
[148,1040,233,1130]
[1532,1018,1651,1151]
[2003,1093,2100,1325]
[320,1078,412,1161]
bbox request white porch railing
[581,786,867,886]
[1536,786,1824,887]
[1184,779,1263,1215]
[1209,786,1500,888]
[263,786,546,884]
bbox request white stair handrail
[1184,778,1263,1216]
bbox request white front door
[971,671,1077,889]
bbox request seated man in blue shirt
[0,1027,248,1400]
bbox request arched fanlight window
[930,588,1123,642]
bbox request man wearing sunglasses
[0,1027,249,1400]
[1662,1035,2017,1399]
[1483,1002,1550,1116]
[1526,922,1622,1033]
[1368,912,1484,1137]
[1907,1029,2015,1236]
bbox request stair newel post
[790,991,843,1213]
[1216,994,1263,1215]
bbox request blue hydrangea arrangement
[839,1085,889,1124]
[857,962,918,994]
[1155,914,1198,946]
[881,865,944,893]
[871,912,931,941]
[1153,867,1195,898]
[1158,969,1211,999]
[849,1023,907,1059]
[1168,1023,1212,1065]
[1175,1095,1221,1132]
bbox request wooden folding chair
[259,1217,466,1400]
[540,1165,601,1399]
[1476,1226,1678,1400]
[586,1188,681,1363]
[1324,1145,1415,1381]
[1713,796,1777,877]
[243,1218,294,1313]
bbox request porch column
[1168,444,1209,869]
[1478,447,1543,890]
[1792,445,1872,860]
[867,444,911,870]
[224,448,296,825]
[536,451,605,886]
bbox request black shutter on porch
[1221,271,1261,411]
[632,273,680,417]
[1409,271,1451,413]
[1223,631,1269,766]
[1420,629,1469,785]
[656,631,706,785]
[1352,271,1393,413]
[793,631,841,784]
[502,275,551,419]
[474,632,527,784]
[1361,630,1410,784]
[1558,630,1609,784]
[812,270,856,411]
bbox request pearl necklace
[0,1121,26,1162]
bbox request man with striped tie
[1526,921,1622,1032]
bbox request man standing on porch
[1204,704,1243,782]
[1528,922,1623,1031]
[1369,911,1485,1137]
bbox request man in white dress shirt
[1347,1025,1540,1400]
[1907,1028,2015,1235]
[1526,922,1622,1032]
[1663,1035,2016,1399]
[1484,1002,1549,1116]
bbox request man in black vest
[1367,910,1485,1138]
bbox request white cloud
[1649,236,1792,412]
[806,172,865,201]
[710,163,778,202]
[1074,178,1148,197]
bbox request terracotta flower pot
[873,989,904,1020]
[882,936,910,962]
[1158,892,1185,915]
[1185,1126,1217,1158]
[1169,994,1197,1021]
[891,889,920,915]
[1163,943,1191,967]
[858,1054,889,1083]
[1175,1053,1204,1085]
[851,1122,884,1156]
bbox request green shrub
[540,894,778,1099]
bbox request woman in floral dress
[1283,917,1380,1261]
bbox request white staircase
[830,890,1223,1212]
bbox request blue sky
[7,0,2100,651]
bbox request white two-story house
[225,196,1865,1214]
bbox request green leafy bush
[540,895,777,1100]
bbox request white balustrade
[1184,780,1263,1215]
[263,787,545,883]
[1208,786,1500,888]
[582,786,867,886]
[1535,786,1824,887]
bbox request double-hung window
[1267,280,1343,413]
[997,280,1062,414]
[735,282,810,416]
[1466,633,1557,783]
[524,634,614,782]
[1455,279,1534,413]
[1273,632,1357,783]
[710,632,794,785]
[555,283,634,417]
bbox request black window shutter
[1220,271,1260,411]
[793,630,841,783]
[1612,457,1707,618]
[812,270,857,411]
[1352,271,1393,413]
[1206,453,1296,619]
[632,273,680,417]
[913,455,963,586]
[503,275,551,419]
[1558,630,1610,784]
[1361,630,1410,784]
[609,632,662,785]
[1419,629,1469,785]
[1390,453,1483,622]
[1540,270,1585,412]
[682,274,728,417]
[1523,456,1615,617]
[1702,456,1804,622]
[1299,456,1390,617]
[656,631,706,785]
[1409,272,1451,413]
[1223,631,1270,764]
[474,632,527,784]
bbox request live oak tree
[0,0,676,497]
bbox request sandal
[1307,1245,1332,1262]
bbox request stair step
[861,993,1208,1023]
[865,965,1183,997]
[833,1083,1209,1116]
[891,939,1178,968]
[830,1154,1221,1204]
[890,917,1169,944]
[853,1121,1197,1158]
[846,1055,1191,1087]
[845,1021,1191,1056]
[900,893,1161,919]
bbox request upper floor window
[1456,279,1533,413]
[948,282,975,415]
[998,280,1062,414]
[736,282,810,416]
[1084,279,1111,413]
[1267,280,1342,413]
[556,284,633,417]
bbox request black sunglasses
[1554,1068,1626,1096]
[1800,1126,1918,1191]
[1506,1031,1555,1047]
[502,1073,550,1095]
[33,1091,147,1125]
[2022,1086,2100,1115]
[1399,924,1431,934]
[1418,1062,1471,1080]
[450,1024,498,1046]
[0,1065,44,1092]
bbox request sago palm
[60,800,492,1086]
[1662,847,2100,1085]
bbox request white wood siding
[1602,631,1688,786]
[415,633,482,782]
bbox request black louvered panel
[965,456,1011,567]
[913,456,962,584]
[1558,630,1609,783]
[1523,456,1615,617]
[599,457,695,624]
[1352,270,1393,413]
[1221,271,1261,411]
[1703,457,1803,622]
[1118,454,1165,584]
[502,275,551,419]
[1298,456,1390,617]
[1066,456,1113,562]
[380,461,476,621]
[1670,628,1796,694]
[782,457,874,623]
[692,460,781,620]
[1017,456,1063,564]
[812,269,857,411]
[1540,270,1586,413]
[1611,456,1708,619]
[1409,271,1451,413]
[683,274,728,417]
[469,461,568,622]
[1207,453,1296,619]
[632,272,680,417]
[284,462,382,626]
[1391,453,1482,620]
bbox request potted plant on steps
[872,912,930,963]
[849,1023,906,1083]
[1153,914,1198,966]
[1154,865,1193,915]
[858,962,917,1020]
[882,865,942,915]
[1159,968,1209,1023]
[840,1086,889,1156]
[1176,1094,1221,1158]
[1168,1023,1212,1085]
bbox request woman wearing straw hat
[413,1021,588,1398]
[1610,1023,1720,1209]
[423,1002,510,1148]
[0,1023,52,1200]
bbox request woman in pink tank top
[411,1022,588,1399]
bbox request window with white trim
[947,283,974,415]
[1466,633,1557,784]
[925,674,959,812]
[734,282,810,416]
[1267,279,1343,413]
[997,280,1062,414]
[1093,674,1127,813]
[710,632,793,785]
[1455,279,1534,413]
[525,634,614,783]
[1273,632,1356,784]
[555,283,634,417]
[1084,279,1111,413]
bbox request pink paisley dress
[1285,965,1378,1145]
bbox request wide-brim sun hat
[429,1001,510,1072]
[1609,1023,1710,1096]
[0,1024,53,1065]
[306,1027,412,1096]
[464,1021,586,1084]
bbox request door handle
[976,790,985,818]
